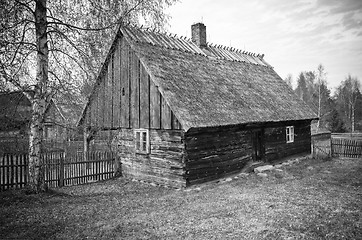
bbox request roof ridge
[122,24,269,66]
[207,42,264,59]
[135,25,263,56]
[136,24,192,42]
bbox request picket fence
[0,151,115,191]
[331,138,362,158]
[312,132,362,159]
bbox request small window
[134,129,149,154]
[286,126,294,143]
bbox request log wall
[114,129,186,188]
[264,120,311,162]
[184,120,312,186]
[184,126,253,186]
[83,35,181,131]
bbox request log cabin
[78,23,317,188]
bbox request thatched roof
[121,26,317,130]
[78,25,317,130]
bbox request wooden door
[252,129,264,161]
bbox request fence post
[330,136,333,157]
[59,152,64,187]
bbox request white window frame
[286,126,294,143]
[134,129,150,154]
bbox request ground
[0,157,361,240]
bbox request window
[135,129,150,154]
[286,126,294,143]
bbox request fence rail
[332,133,362,140]
[0,151,115,191]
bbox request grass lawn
[0,157,361,239]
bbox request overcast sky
[165,0,362,93]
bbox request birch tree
[0,0,176,192]
[335,75,361,133]
[316,64,326,130]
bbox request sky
[165,0,362,93]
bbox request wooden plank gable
[130,50,139,129]
[120,38,130,128]
[150,80,161,129]
[113,41,121,128]
[83,34,182,131]
[140,65,150,129]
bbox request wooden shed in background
[78,23,317,188]
[0,91,68,153]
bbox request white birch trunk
[317,80,321,130]
[351,104,355,133]
[27,0,48,192]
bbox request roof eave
[185,117,318,133]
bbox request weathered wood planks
[184,126,253,186]
[140,65,149,128]
[150,80,161,129]
[116,129,186,188]
[130,50,139,128]
[113,41,121,128]
[264,121,311,162]
[83,35,182,131]
[331,137,362,158]
[120,39,130,128]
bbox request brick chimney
[191,23,206,47]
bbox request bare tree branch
[14,0,36,16]
[10,20,34,65]
[47,16,118,31]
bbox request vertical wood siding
[150,80,161,129]
[113,41,121,128]
[140,67,150,128]
[85,35,180,131]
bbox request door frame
[252,128,265,161]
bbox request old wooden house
[78,23,317,188]
[0,91,67,152]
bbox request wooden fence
[331,138,362,158]
[0,153,28,190]
[312,132,331,159]
[312,132,362,159]
[0,151,115,191]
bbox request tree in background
[290,66,362,133]
[334,75,362,133]
[284,74,293,89]
[293,65,335,132]
[316,64,325,129]
[327,107,346,133]
[295,72,307,101]
[295,71,318,114]
[0,0,176,192]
